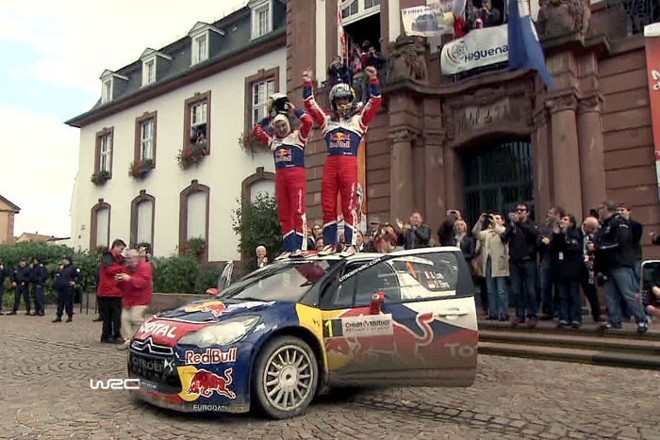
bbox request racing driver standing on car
[253,98,313,259]
[302,65,382,256]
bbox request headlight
[178,316,260,348]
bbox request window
[142,58,156,86]
[101,79,112,103]
[192,33,208,65]
[179,180,210,260]
[341,0,380,25]
[134,112,157,165]
[252,79,275,126]
[95,127,114,177]
[131,191,155,249]
[342,0,359,19]
[90,200,111,250]
[184,91,211,151]
[251,1,272,39]
[364,0,380,8]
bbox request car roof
[281,246,461,263]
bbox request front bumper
[129,387,249,413]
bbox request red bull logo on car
[184,301,227,318]
[324,308,435,367]
[184,348,237,365]
[185,368,236,399]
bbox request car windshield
[217,260,336,303]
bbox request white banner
[401,0,456,37]
[440,25,508,75]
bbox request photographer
[473,213,509,321]
[501,202,540,328]
[479,0,500,27]
[327,55,352,88]
[550,214,583,328]
[396,212,431,250]
[438,210,461,246]
[581,217,602,323]
[538,206,565,320]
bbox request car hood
[158,298,277,322]
[132,299,278,345]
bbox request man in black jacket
[0,258,7,315]
[53,256,80,323]
[396,212,431,250]
[501,202,540,327]
[595,201,648,333]
[537,206,565,320]
[30,258,49,317]
[9,258,32,315]
[616,204,643,284]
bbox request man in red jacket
[116,249,153,349]
[97,239,126,344]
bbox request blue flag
[507,0,554,90]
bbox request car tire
[252,335,319,419]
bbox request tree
[231,193,282,261]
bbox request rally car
[127,247,478,419]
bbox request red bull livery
[127,247,478,419]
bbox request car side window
[319,264,359,310]
[354,263,401,307]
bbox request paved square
[1,307,658,439]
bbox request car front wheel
[252,336,318,419]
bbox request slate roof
[66,0,287,127]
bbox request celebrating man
[253,97,313,258]
[302,65,382,256]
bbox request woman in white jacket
[473,213,510,321]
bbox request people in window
[327,56,352,88]
[479,0,500,28]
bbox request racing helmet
[328,83,355,115]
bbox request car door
[319,249,478,387]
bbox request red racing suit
[254,109,313,252]
[303,77,382,247]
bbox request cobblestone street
[1,308,659,440]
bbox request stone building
[284,0,659,258]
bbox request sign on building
[440,25,508,75]
[644,23,660,202]
[401,0,459,37]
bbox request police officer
[30,257,49,317]
[0,258,8,315]
[53,256,80,323]
[9,258,32,315]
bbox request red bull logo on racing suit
[275,148,293,163]
[329,132,351,149]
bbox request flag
[507,0,554,90]
[338,0,348,61]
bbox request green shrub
[152,255,200,294]
[231,193,282,261]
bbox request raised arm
[359,66,383,128]
[302,70,327,128]
[293,107,313,143]
[253,116,272,145]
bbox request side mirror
[369,291,385,315]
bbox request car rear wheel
[252,336,318,419]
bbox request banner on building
[337,139,367,235]
[644,23,660,202]
[440,24,508,74]
[401,0,458,37]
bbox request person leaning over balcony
[479,0,500,27]
[97,239,126,344]
[116,249,153,350]
[254,99,313,259]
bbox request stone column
[533,107,552,217]
[547,92,584,218]
[390,129,415,223]
[577,94,607,215]
[422,129,446,232]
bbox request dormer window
[192,34,209,65]
[250,0,272,39]
[99,69,128,104]
[143,58,156,86]
[101,78,113,104]
[188,22,224,67]
[139,49,173,87]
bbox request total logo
[136,322,179,339]
[184,348,237,365]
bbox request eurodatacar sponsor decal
[441,25,509,75]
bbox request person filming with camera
[473,213,509,322]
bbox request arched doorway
[462,139,534,226]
